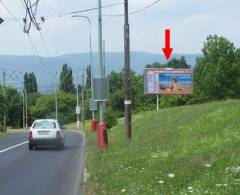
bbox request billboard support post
[157,94,159,111]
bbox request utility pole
[81,71,85,127]
[124,0,132,139]
[98,0,104,122]
[103,40,106,111]
[3,71,6,133]
[103,40,106,76]
[97,0,108,148]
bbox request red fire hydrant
[97,121,108,148]
[91,119,97,132]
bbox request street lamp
[71,15,96,127]
[76,73,80,128]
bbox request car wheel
[29,144,33,150]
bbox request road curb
[68,130,86,195]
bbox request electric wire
[1,2,124,21]
[103,0,161,17]
[0,0,54,77]
[38,31,56,73]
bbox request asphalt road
[0,130,85,195]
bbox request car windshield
[33,121,56,129]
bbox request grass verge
[0,132,8,138]
[84,100,240,195]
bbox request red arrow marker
[162,29,173,60]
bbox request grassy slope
[85,100,240,195]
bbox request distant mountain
[0,52,201,93]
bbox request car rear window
[33,121,56,129]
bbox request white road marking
[0,141,29,154]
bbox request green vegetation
[0,132,9,138]
[65,120,91,131]
[1,35,239,129]
[31,92,76,124]
[85,100,240,194]
[24,72,38,93]
[0,132,5,137]
[0,85,22,129]
[59,64,75,94]
[194,35,240,102]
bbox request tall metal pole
[81,72,85,127]
[124,0,132,139]
[89,24,95,120]
[157,94,159,111]
[98,0,104,123]
[103,40,106,111]
[76,73,80,127]
[103,40,106,76]
[3,72,6,132]
[71,15,95,120]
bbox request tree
[145,62,165,68]
[6,87,22,127]
[59,64,75,93]
[31,92,76,124]
[194,35,240,101]
[24,72,38,94]
[0,85,22,128]
[85,64,91,90]
[0,86,4,127]
[166,57,191,69]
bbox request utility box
[76,106,81,114]
[93,77,109,101]
[89,99,97,111]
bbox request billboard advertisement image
[144,68,193,95]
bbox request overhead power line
[1,0,160,21]
[39,31,56,69]
[22,0,41,33]
[1,2,124,21]
[103,0,161,17]
[0,0,54,77]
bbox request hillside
[0,52,201,93]
[85,100,240,194]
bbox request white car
[28,119,64,150]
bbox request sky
[0,0,239,56]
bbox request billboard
[144,68,193,95]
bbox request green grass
[84,100,240,195]
[65,120,91,131]
[0,132,8,138]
